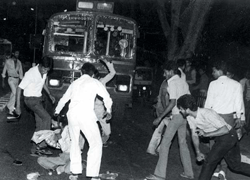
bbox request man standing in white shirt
[15,56,55,156]
[54,63,113,180]
[1,50,23,119]
[204,61,245,179]
[146,61,193,180]
[177,94,250,180]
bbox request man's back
[168,75,190,114]
[205,76,243,115]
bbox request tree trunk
[156,0,214,61]
[168,0,182,61]
[178,0,213,59]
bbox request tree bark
[156,0,214,61]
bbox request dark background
[1,0,250,78]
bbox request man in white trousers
[54,63,113,180]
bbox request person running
[177,94,250,180]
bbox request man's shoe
[69,175,78,180]
[30,150,45,157]
[218,170,227,180]
[180,172,194,179]
[7,111,21,120]
[212,172,220,177]
[146,174,165,180]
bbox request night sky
[1,0,250,74]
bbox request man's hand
[153,117,161,126]
[196,152,205,162]
[234,118,245,129]
[196,129,205,136]
[106,112,112,121]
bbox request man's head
[13,50,19,59]
[81,63,97,77]
[177,94,198,117]
[177,59,186,70]
[38,56,53,75]
[162,61,179,80]
[212,61,227,79]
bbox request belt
[9,76,19,78]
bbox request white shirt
[167,75,190,114]
[204,76,245,120]
[18,65,46,97]
[55,74,112,114]
[187,108,232,133]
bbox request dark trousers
[24,96,51,150]
[199,129,250,180]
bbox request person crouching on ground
[177,94,250,180]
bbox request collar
[218,75,228,80]
[167,74,179,84]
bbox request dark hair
[94,69,100,79]
[39,56,53,69]
[162,61,179,74]
[81,63,96,76]
[213,61,228,75]
[177,94,198,111]
[177,59,186,68]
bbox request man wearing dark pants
[204,61,245,180]
[177,94,250,180]
[15,56,55,156]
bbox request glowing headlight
[142,86,147,90]
[49,79,60,86]
[117,85,128,92]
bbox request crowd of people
[2,51,250,180]
[146,59,250,180]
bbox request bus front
[43,1,138,115]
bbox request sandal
[180,172,194,179]
[146,174,165,180]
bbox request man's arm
[160,87,169,110]
[190,128,205,161]
[18,60,24,79]
[43,81,55,104]
[153,99,175,126]
[204,82,213,109]
[99,60,116,86]
[198,125,229,137]
[1,62,7,88]
[234,84,245,128]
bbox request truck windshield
[95,15,135,59]
[50,15,93,54]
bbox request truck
[42,1,139,118]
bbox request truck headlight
[49,79,60,87]
[117,85,128,92]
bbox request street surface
[0,90,250,180]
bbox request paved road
[0,95,250,180]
